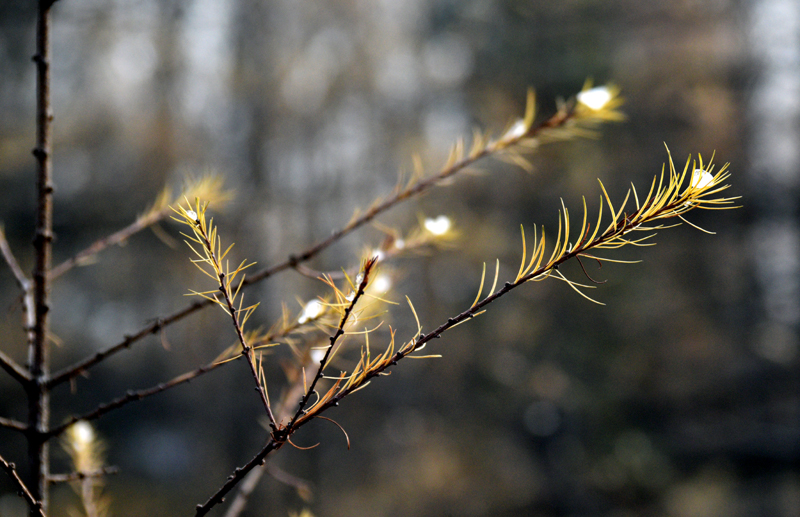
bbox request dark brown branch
[196,262,375,516]
[49,206,171,280]
[50,107,581,388]
[288,258,375,427]
[46,301,206,388]
[47,466,119,485]
[1,453,47,517]
[0,416,29,433]
[46,358,237,439]
[222,352,313,517]
[28,1,55,514]
[194,439,282,516]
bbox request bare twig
[47,466,119,485]
[46,359,235,439]
[48,207,171,280]
[46,303,205,389]
[0,349,31,385]
[0,227,37,367]
[0,416,29,433]
[194,439,282,516]
[0,226,31,290]
[1,453,47,517]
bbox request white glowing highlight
[502,119,527,141]
[372,274,392,293]
[424,215,452,236]
[577,86,613,111]
[691,169,714,189]
[186,209,198,220]
[310,348,326,364]
[298,300,323,324]
[394,238,405,250]
[71,421,95,447]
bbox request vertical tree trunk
[29,0,55,514]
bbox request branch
[194,153,738,515]
[222,347,316,517]
[0,454,47,517]
[196,261,375,516]
[194,438,282,517]
[48,96,602,387]
[46,302,205,388]
[29,0,56,512]
[0,226,37,367]
[46,358,234,439]
[287,258,376,427]
[48,175,231,281]
[0,225,31,291]
[0,416,29,433]
[48,207,171,280]
[0,350,31,385]
[47,466,119,485]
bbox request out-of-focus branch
[47,466,119,485]
[46,359,234,439]
[0,227,36,352]
[1,453,47,517]
[48,175,231,281]
[46,301,205,388]
[0,226,30,291]
[48,208,170,280]
[0,416,29,433]
[0,350,31,385]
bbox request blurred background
[0,0,798,516]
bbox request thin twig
[222,351,312,517]
[0,416,29,433]
[47,466,119,485]
[47,310,321,439]
[46,303,205,389]
[194,439,282,517]
[1,453,47,517]
[0,227,37,368]
[48,206,171,280]
[0,349,31,385]
[46,359,235,439]
[0,226,31,290]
